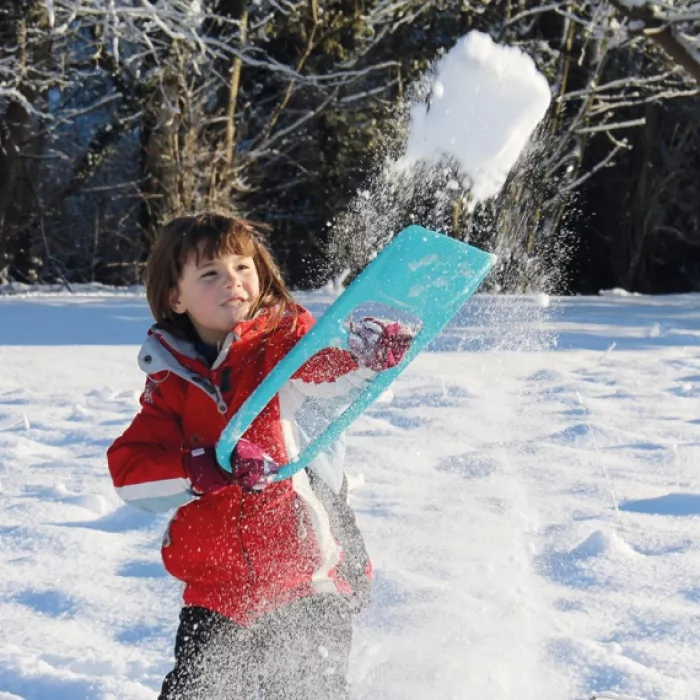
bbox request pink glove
[348,317,415,372]
[185,439,280,495]
[228,439,281,491]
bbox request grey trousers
[159,596,353,700]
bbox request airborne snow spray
[329,30,556,354]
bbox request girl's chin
[224,309,250,325]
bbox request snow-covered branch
[610,0,700,82]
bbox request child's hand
[185,440,280,495]
[348,317,415,372]
[229,439,281,491]
[186,446,236,496]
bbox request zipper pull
[212,383,227,415]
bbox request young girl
[107,212,412,699]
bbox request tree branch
[610,0,700,83]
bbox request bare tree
[0,0,410,282]
[0,0,55,283]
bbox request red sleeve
[106,374,192,512]
[285,310,361,384]
[293,347,360,384]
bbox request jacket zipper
[212,369,256,597]
[238,499,257,600]
[212,362,256,603]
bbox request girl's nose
[223,267,241,286]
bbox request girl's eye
[200,271,217,278]
[237,264,250,271]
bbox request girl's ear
[169,286,185,314]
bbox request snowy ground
[2,290,700,700]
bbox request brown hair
[145,211,297,338]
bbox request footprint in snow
[546,423,666,451]
[23,483,112,515]
[118,560,167,579]
[364,408,427,431]
[0,389,35,406]
[435,452,499,479]
[115,622,163,645]
[14,589,76,618]
[0,667,99,699]
[620,492,700,517]
[389,387,475,410]
[681,587,700,604]
[57,505,159,533]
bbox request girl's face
[169,251,261,345]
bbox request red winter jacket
[107,306,372,625]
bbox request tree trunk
[0,1,47,281]
[139,50,191,246]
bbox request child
[107,212,413,699]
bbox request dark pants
[159,596,353,700]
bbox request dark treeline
[0,1,698,293]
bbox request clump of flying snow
[331,30,553,309]
[400,31,551,203]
